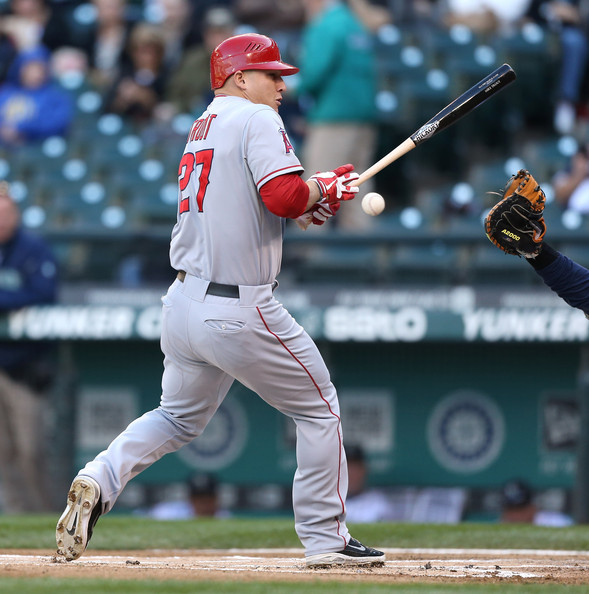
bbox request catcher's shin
[484,169,547,257]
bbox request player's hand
[308,164,360,204]
[294,199,341,230]
[310,199,341,225]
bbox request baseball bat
[354,63,517,187]
[296,64,516,229]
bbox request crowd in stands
[2,1,587,515]
[0,0,589,274]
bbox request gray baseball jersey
[77,94,351,557]
[170,96,303,286]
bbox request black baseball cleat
[56,476,102,561]
[305,537,386,568]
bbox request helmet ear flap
[210,33,299,90]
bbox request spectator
[441,0,532,34]
[552,142,589,212]
[500,479,573,526]
[152,0,201,71]
[347,0,393,33]
[0,182,58,512]
[50,46,90,86]
[102,22,169,125]
[526,1,589,135]
[345,445,396,523]
[0,45,74,146]
[234,0,305,35]
[0,0,50,51]
[142,473,230,519]
[163,6,237,117]
[297,0,378,230]
[0,32,17,83]
[79,0,136,91]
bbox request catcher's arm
[486,170,589,317]
[484,169,547,258]
[527,243,589,319]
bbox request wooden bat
[296,63,516,228]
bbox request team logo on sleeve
[279,128,294,154]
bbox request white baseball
[361,192,385,216]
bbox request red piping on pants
[256,307,346,548]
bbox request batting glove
[294,199,341,230]
[308,164,360,204]
[310,198,341,225]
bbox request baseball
[361,192,385,216]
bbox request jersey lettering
[178,152,195,213]
[177,149,214,213]
[194,149,213,212]
[188,114,217,142]
[279,128,293,154]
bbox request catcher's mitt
[484,169,547,257]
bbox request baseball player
[56,33,385,568]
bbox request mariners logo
[179,397,248,470]
[427,391,505,472]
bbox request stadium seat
[467,244,538,285]
[491,25,557,124]
[86,133,145,179]
[293,245,382,285]
[128,181,178,228]
[521,136,577,181]
[376,36,430,86]
[390,242,463,285]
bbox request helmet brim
[240,61,299,77]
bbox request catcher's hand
[484,169,547,258]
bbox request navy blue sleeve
[534,251,589,315]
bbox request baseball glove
[484,169,547,258]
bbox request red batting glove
[308,164,360,204]
[294,199,341,230]
[310,199,341,225]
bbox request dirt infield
[1,548,589,584]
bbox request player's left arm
[527,243,589,318]
[248,108,357,224]
[259,174,345,227]
[260,174,310,218]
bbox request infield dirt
[1,548,589,585]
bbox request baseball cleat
[305,537,386,568]
[56,476,102,561]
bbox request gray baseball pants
[79,273,350,556]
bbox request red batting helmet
[210,33,299,90]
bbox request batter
[56,33,385,568]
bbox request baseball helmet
[210,33,299,90]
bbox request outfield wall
[3,284,585,504]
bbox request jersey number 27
[178,149,214,213]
